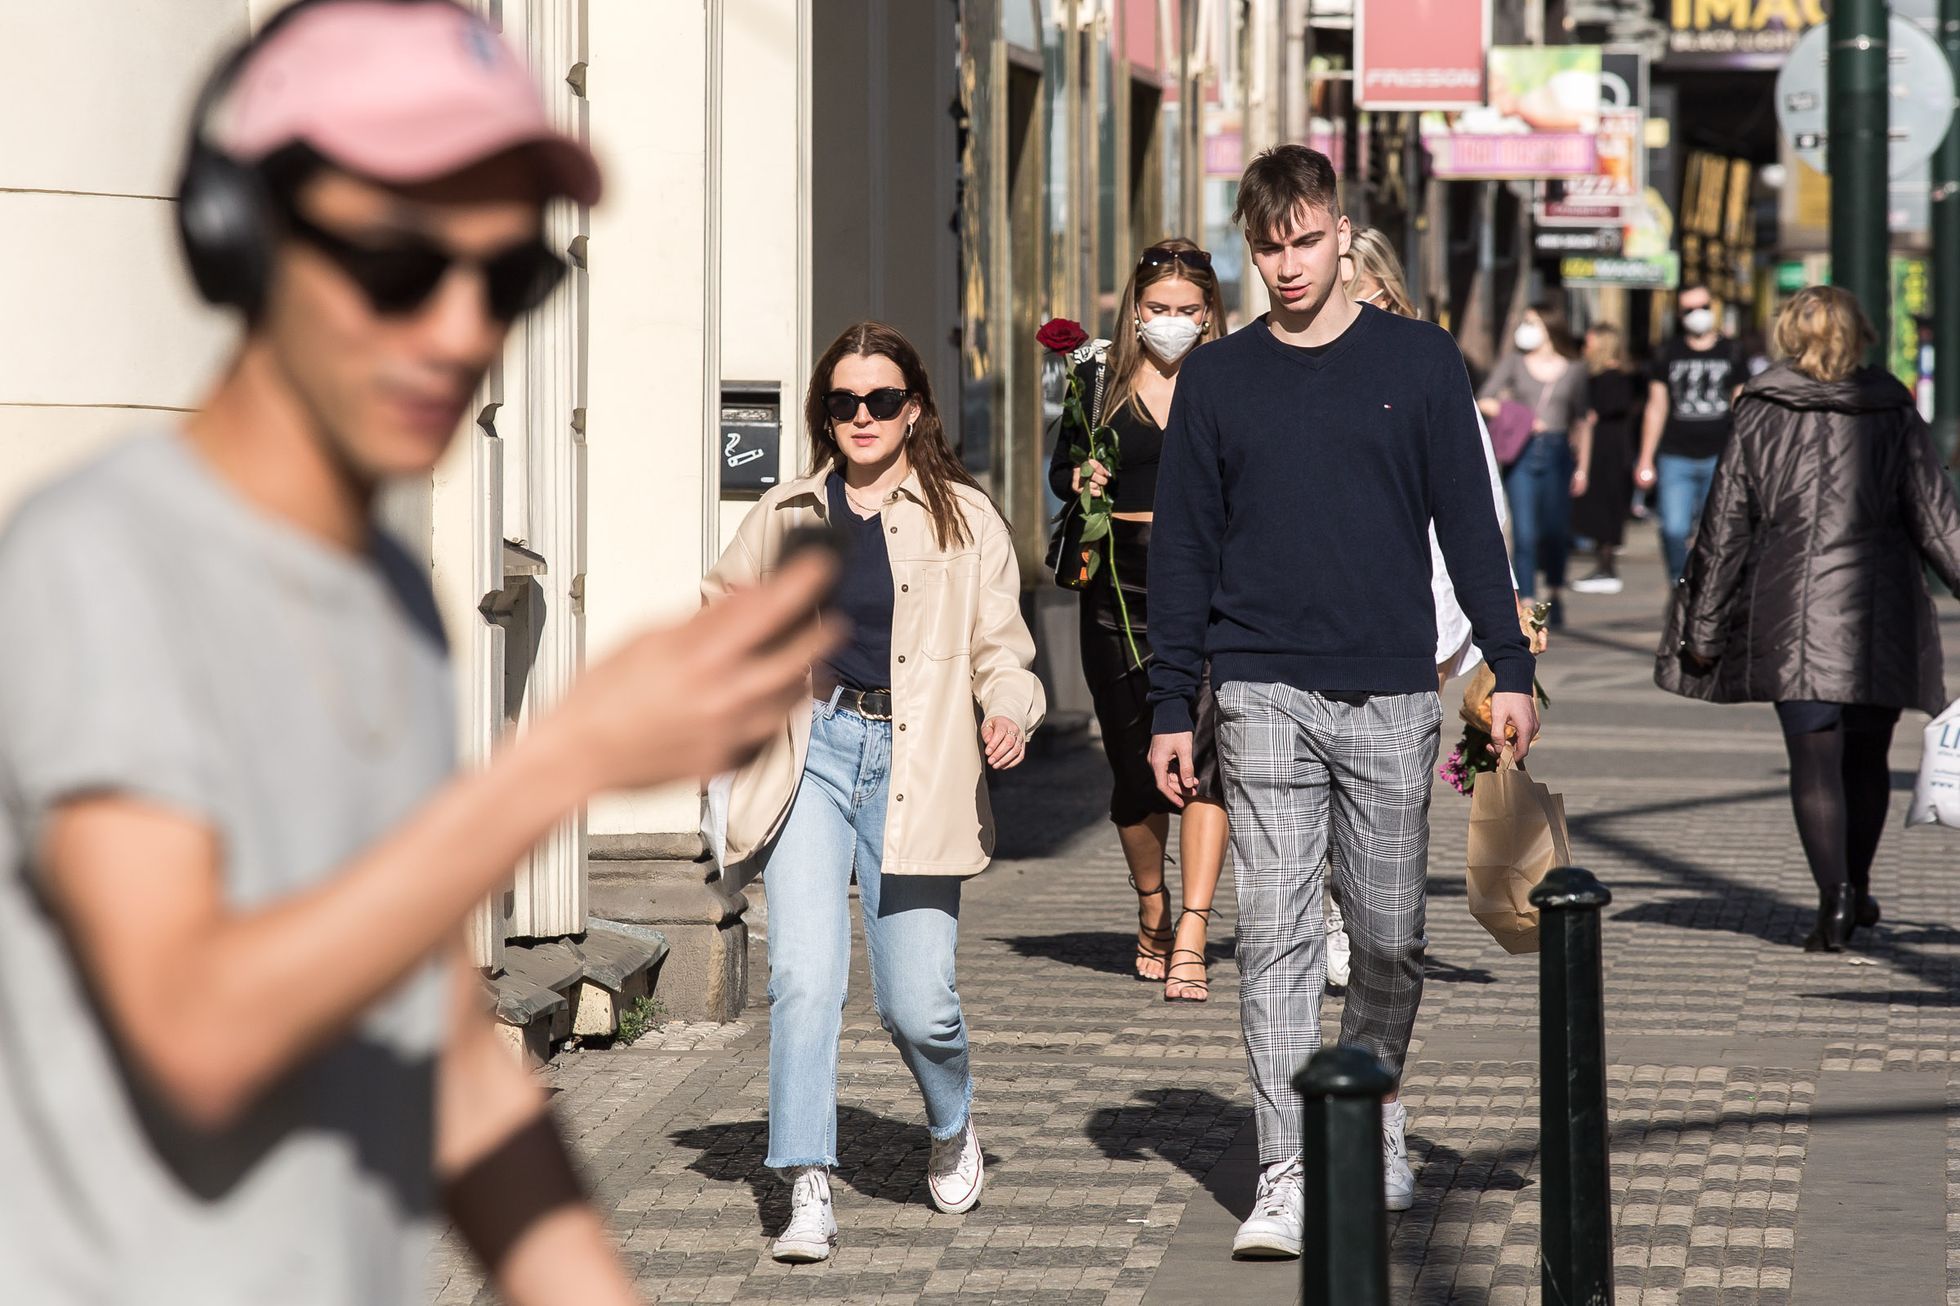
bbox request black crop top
[1046,362,1165,513]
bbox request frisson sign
[1356,0,1492,111]
[1656,0,1827,70]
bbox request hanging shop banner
[1535,226,1624,256]
[1355,0,1492,111]
[1561,186,1679,288]
[1559,252,1681,288]
[1421,46,1602,180]
[1655,0,1826,71]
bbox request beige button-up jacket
[701,468,1045,887]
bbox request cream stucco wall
[583,0,723,847]
[0,1,251,516]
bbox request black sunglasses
[823,387,912,423]
[1139,247,1212,272]
[284,209,568,322]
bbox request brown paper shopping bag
[1465,748,1572,955]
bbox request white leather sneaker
[1232,1154,1305,1259]
[1325,903,1352,991]
[927,1119,984,1214]
[1383,1102,1415,1212]
[771,1166,838,1263]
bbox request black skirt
[1078,518,1222,826]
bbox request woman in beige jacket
[703,322,1045,1263]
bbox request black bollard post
[1293,1044,1395,1306]
[1530,866,1615,1306]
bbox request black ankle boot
[1804,885,1855,953]
[1854,890,1881,931]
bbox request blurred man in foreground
[0,3,831,1302]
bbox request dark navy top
[1146,306,1534,734]
[822,472,896,691]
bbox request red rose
[1037,317,1089,353]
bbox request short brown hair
[1232,145,1341,240]
[1772,286,1876,384]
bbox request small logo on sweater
[1382,403,1393,409]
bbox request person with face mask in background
[1478,300,1591,626]
[1048,238,1231,1004]
[1636,284,1748,581]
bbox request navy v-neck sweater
[1146,305,1533,734]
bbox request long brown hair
[1105,237,1228,420]
[805,321,986,551]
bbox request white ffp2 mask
[1139,315,1203,364]
[1513,323,1547,353]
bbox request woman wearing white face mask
[1477,299,1592,626]
[1047,238,1229,1003]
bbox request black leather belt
[826,685,894,721]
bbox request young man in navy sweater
[1146,146,1538,1257]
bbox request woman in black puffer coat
[1657,286,1960,952]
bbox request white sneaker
[1325,904,1352,991]
[771,1166,838,1263]
[927,1119,984,1214]
[1232,1154,1305,1258]
[1569,572,1624,595]
[1383,1103,1415,1212]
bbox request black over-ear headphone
[174,0,446,317]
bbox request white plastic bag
[1908,699,1960,827]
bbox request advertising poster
[1537,110,1644,224]
[1536,49,1646,226]
[1422,45,1601,180]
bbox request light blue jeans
[1658,452,1720,582]
[763,695,972,1169]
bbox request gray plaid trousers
[1214,681,1443,1165]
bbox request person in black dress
[1048,238,1228,1002]
[1571,323,1643,594]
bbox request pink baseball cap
[217,0,602,205]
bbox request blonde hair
[1583,322,1624,375]
[1343,227,1417,318]
[1106,237,1228,421]
[1773,285,1877,383]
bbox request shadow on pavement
[987,741,1113,860]
[669,1106,990,1234]
[1084,1087,1251,1218]
[1002,928,1233,977]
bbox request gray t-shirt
[1478,350,1590,434]
[0,432,455,1304]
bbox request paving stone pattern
[431,538,1960,1304]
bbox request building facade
[0,0,1252,1020]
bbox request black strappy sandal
[1165,906,1213,1003]
[1130,874,1174,981]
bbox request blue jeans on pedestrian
[763,695,972,1169]
[1658,453,1720,582]
[1501,431,1573,599]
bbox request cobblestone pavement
[433,535,1960,1304]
